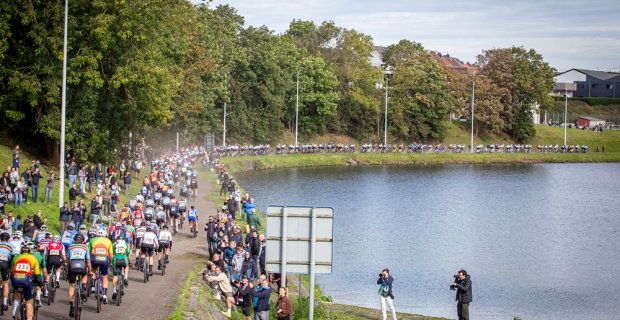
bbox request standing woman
[276,287,293,320]
[14,177,26,208]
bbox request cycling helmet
[0,232,10,241]
[79,224,87,230]
[25,241,35,250]
[162,225,169,230]
[45,232,52,238]
[146,226,154,232]
[52,235,60,242]
[40,225,48,231]
[96,229,106,237]
[11,232,20,239]
[115,222,122,228]
[74,233,85,243]
[67,223,75,230]
[20,245,31,254]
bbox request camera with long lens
[449,274,460,290]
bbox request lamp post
[470,75,476,153]
[59,0,69,208]
[295,70,299,147]
[223,101,227,147]
[564,89,568,146]
[384,75,388,146]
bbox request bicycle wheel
[161,254,165,276]
[96,275,101,313]
[143,258,148,283]
[0,284,3,315]
[19,300,26,320]
[116,275,122,306]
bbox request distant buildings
[554,69,620,98]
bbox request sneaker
[55,282,60,288]
[35,298,41,309]
[222,310,231,318]
[112,292,117,300]
[102,295,108,304]
[91,287,96,294]
[81,293,88,303]
[69,307,75,317]
[123,278,128,286]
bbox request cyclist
[188,205,198,234]
[134,222,146,266]
[157,225,172,270]
[88,229,113,304]
[37,232,52,251]
[0,232,14,311]
[155,208,166,229]
[9,231,24,255]
[33,225,49,244]
[45,235,66,289]
[61,223,77,253]
[111,238,130,300]
[10,241,42,320]
[189,173,198,199]
[67,234,91,317]
[138,225,158,277]
[31,242,47,307]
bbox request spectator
[95,163,103,185]
[451,269,473,320]
[377,268,397,320]
[78,165,87,194]
[59,202,71,232]
[12,145,19,169]
[249,230,261,268]
[204,266,235,318]
[242,197,256,224]
[2,212,15,234]
[9,167,19,194]
[69,184,78,208]
[22,216,35,242]
[86,165,94,193]
[78,199,87,226]
[33,210,45,229]
[231,245,246,282]
[70,203,82,228]
[123,171,131,197]
[241,251,258,282]
[259,233,267,275]
[249,209,261,231]
[67,161,78,189]
[234,276,254,320]
[101,184,112,217]
[276,287,293,320]
[253,274,272,320]
[91,195,101,224]
[30,168,42,203]
[44,172,55,205]
[13,177,26,208]
[20,168,31,204]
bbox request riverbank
[220,152,620,173]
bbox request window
[591,83,599,89]
[607,84,613,89]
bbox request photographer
[377,268,397,320]
[450,269,472,320]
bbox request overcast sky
[205,0,620,72]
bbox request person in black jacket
[377,268,396,320]
[233,276,253,320]
[451,269,473,320]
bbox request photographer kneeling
[377,268,396,320]
[450,269,472,320]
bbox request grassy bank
[220,152,620,174]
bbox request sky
[204,0,620,72]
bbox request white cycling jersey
[158,230,173,242]
[141,232,158,247]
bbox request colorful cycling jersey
[178,201,187,212]
[32,251,46,270]
[133,218,143,228]
[46,242,65,258]
[156,210,166,220]
[38,238,52,251]
[9,239,23,254]
[158,230,173,243]
[88,237,113,262]
[188,209,197,219]
[0,242,14,262]
[61,230,77,247]
[112,241,129,259]
[140,232,158,247]
[135,226,146,239]
[125,225,136,239]
[11,253,41,278]
[68,243,90,261]
[34,232,47,243]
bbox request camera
[450,274,459,290]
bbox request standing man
[69,184,78,208]
[67,161,78,189]
[59,203,71,233]
[101,184,112,218]
[44,172,55,205]
[30,168,42,203]
[123,171,131,197]
[451,269,472,320]
[90,196,102,225]
[377,268,396,320]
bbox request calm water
[236,164,620,320]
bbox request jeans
[31,184,39,202]
[91,214,99,225]
[380,296,397,320]
[44,187,52,204]
[68,175,76,189]
[254,311,268,320]
[79,178,86,193]
[14,191,23,208]
[60,221,69,233]
[457,301,469,320]
[103,200,110,216]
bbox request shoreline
[220,152,620,173]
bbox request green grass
[166,265,204,320]
[0,144,145,234]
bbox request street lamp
[470,74,476,153]
[376,70,393,145]
[59,0,69,208]
[295,70,299,147]
[564,89,568,146]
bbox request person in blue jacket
[252,274,272,320]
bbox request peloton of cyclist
[88,229,113,304]
[10,241,42,320]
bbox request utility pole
[470,76,476,153]
[59,0,69,208]
[295,71,299,146]
[384,76,388,146]
[564,89,568,146]
[223,101,227,147]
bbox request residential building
[554,69,620,98]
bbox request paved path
[37,170,215,320]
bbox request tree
[381,40,452,142]
[477,46,555,142]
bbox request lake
[236,163,620,319]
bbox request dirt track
[37,170,215,320]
